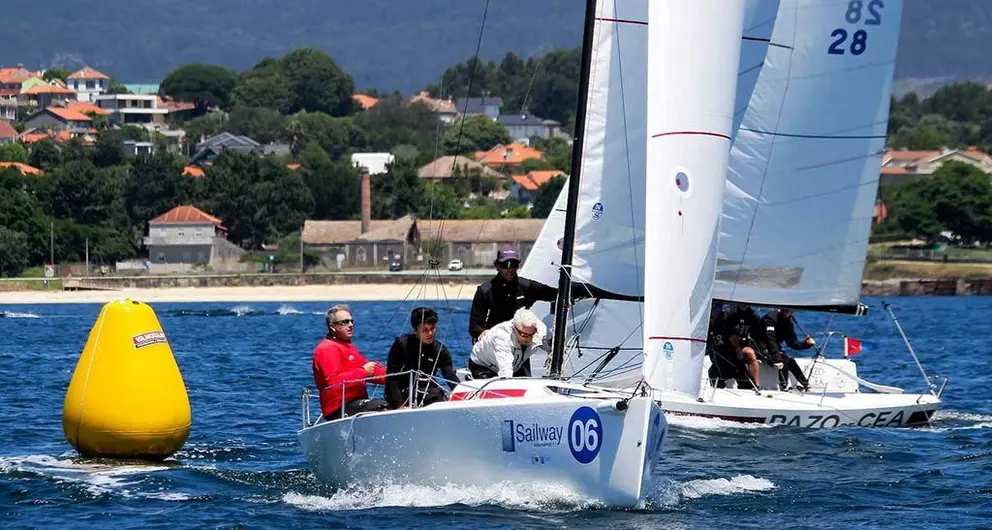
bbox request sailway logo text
[502,420,563,451]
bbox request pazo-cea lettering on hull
[769,410,907,428]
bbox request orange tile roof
[65,101,110,116]
[511,175,539,191]
[0,120,16,139]
[19,131,51,143]
[24,84,75,95]
[476,142,544,167]
[183,165,205,177]
[0,162,43,175]
[67,66,110,80]
[45,107,93,122]
[0,67,41,84]
[884,150,939,162]
[881,166,909,176]
[149,205,224,227]
[352,94,378,109]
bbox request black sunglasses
[333,319,355,326]
[499,261,520,270]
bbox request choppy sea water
[0,296,989,529]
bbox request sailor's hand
[805,336,815,347]
[773,362,784,370]
[363,362,377,375]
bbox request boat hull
[661,388,940,427]
[298,379,666,507]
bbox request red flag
[843,337,876,357]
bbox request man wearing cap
[469,246,556,343]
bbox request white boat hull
[661,357,942,427]
[298,379,667,507]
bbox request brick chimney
[360,166,371,234]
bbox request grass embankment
[864,260,992,281]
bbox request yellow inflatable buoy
[62,299,191,460]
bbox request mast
[550,0,598,378]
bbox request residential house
[418,155,503,184]
[94,93,168,124]
[0,66,42,94]
[352,152,395,175]
[190,132,262,164]
[880,147,992,185]
[409,91,459,125]
[143,205,246,273]
[511,170,566,204]
[124,140,155,156]
[475,142,544,173]
[19,77,48,93]
[0,100,15,121]
[458,96,502,119]
[0,161,43,175]
[0,120,16,145]
[352,93,378,110]
[21,84,75,109]
[67,67,111,102]
[497,114,563,145]
[124,84,161,95]
[302,215,544,269]
[159,96,196,121]
[23,107,92,136]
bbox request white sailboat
[296,0,750,506]
[522,0,944,428]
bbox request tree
[49,161,130,232]
[231,64,294,114]
[292,112,366,159]
[0,142,29,163]
[531,176,566,218]
[441,114,512,155]
[28,139,63,171]
[929,161,992,244]
[280,48,356,116]
[223,106,289,144]
[371,157,425,219]
[531,136,572,173]
[420,183,462,220]
[43,67,70,82]
[0,227,29,277]
[182,114,224,154]
[298,141,361,220]
[160,64,237,113]
[126,151,194,228]
[353,94,443,157]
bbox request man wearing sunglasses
[468,308,547,379]
[312,304,388,421]
[468,246,556,344]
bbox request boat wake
[929,410,992,432]
[282,474,776,513]
[666,413,771,433]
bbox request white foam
[231,305,256,316]
[666,414,771,432]
[0,455,170,496]
[142,492,193,501]
[938,410,992,423]
[2,311,40,318]
[677,475,776,500]
[278,305,303,315]
[283,481,603,512]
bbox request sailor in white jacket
[468,308,548,379]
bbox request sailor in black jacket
[385,307,459,408]
[468,246,557,342]
[722,303,764,388]
[761,308,814,391]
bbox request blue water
[0,296,989,529]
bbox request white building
[94,94,169,124]
[67,67,110,102]
[351,152,395,175]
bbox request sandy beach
[0,284,476,304]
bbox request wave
[0,311,41,318]
[163,305,322,318]
[928,410,992,432]
[674,475,776,500]
[0,454,172,497]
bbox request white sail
[715,0,903,311]
[521,0,649,298]
[522,0,780,299]
[641,0,746,395]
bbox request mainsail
[715,0,904,312]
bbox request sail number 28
[828,0,884,56]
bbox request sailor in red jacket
[312,304,388,420]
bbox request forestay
[715,0,903,312]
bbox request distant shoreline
[0,284,476,305]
